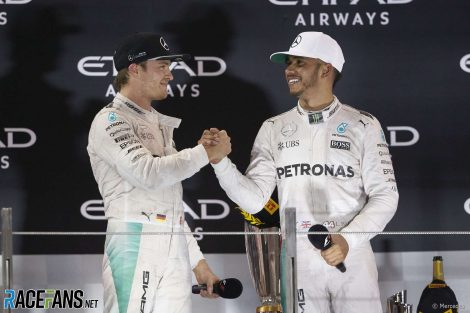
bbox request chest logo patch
[108,112,117,122]
[278,140,300,151]
[336,122,348,134]
[281,122,298,137]
[330,140,351,151]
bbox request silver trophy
[245,222,283,313]
[387,290,413,313]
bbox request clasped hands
[199,128,231,164]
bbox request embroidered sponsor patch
[330,140,350,151]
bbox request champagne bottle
[417,256,459,313]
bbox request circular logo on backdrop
[460,54,470,73]
[464,198,470,215]
[291,35,302,48]
[160,37,170,51]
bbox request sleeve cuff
[193,144,210,168]
[210,156,230,173]
[190,254,205,270]
[342,231,358,250]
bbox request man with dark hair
[87,32,231,313]
[205,31,398,312]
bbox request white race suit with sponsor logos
[212,97,398,313]
[88,93,208,313]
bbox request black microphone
[192,278,243,299]
[308,224,346,273]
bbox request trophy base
[256,304,282,313]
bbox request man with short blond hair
[88,32,231,313]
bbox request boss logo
[330,140,350,151]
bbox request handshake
[198,128,232,164]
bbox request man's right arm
[210,122,277,214]
[89,111,209,191]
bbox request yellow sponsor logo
[237,209,265,227]
[264,198,279,215]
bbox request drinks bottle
[417,256,459,313]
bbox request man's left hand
[320,234,349,267]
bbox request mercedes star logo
[281,122,298,137]
[160,37,170,51]
[291,35,302,48]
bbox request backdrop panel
[0,0,469,254]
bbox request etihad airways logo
[464,198,470,215]
[268,0,414,27]
[77,55,226,98]
[0,0,33,26]
[77,56,226,77]
[268,0,412,5]
[460,54,470,73]
[81,199,231,240]
[1,128,37,170]
[0,0,32,3]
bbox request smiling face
[137,59,173,101]
[284,55,323,98]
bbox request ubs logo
[278,140,300,151]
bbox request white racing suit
[88,93,208,313]
[212,97,399,313]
